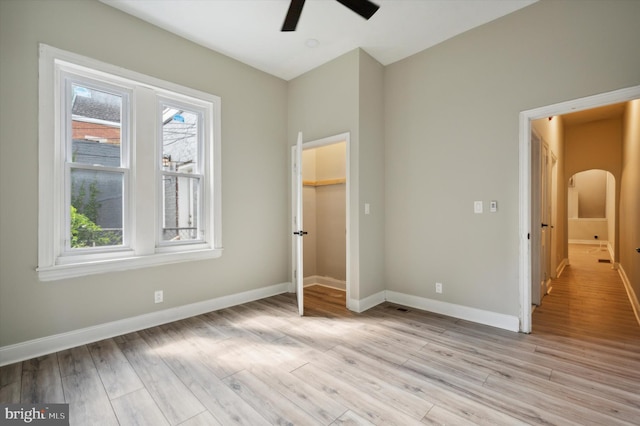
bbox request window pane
[161,108,199,173]
[70,169,123,248]
[161,175,200,242]
[71,84,122,166]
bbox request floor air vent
[598,259,611,263]
[396,307,409,312]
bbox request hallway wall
[565,117,623,261]
[620,99,640,305]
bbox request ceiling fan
[282,0,380,31]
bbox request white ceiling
[101,0,537,81]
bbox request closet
[302,142,346,291]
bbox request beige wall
[384,0,640,316]
[568,219,608,242]
[316,143,347,180]
[620,99,640,299]
[358,51,386,297]
[0,0,288,347]
[316,184,347,280]
[573,169,608,218]
[565,119,622,183]
[288,49,385,301]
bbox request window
[38,45,222,281]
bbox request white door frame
[518,85,640,333]
[291,132,354,308]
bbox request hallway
[532,243,640,344]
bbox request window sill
[37,247,223,281]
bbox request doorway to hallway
[519,85,640,333]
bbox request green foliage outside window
[70,180,122,248]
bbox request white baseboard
[556,258,568,278]
[607,242,615,262]
[569,239,609,245]
[0,282,290,367]
[385,290,520,332]
[618,265,640,327]
[348,291,386,313]
[303,275,346,290]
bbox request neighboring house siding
[71,139,122,230]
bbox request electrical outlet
[154,290,163,304]
[435,282,443,294]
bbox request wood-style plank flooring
[1,255,639,425]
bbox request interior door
[531,131,542,306]
[293,132,305,316]
[540,143,551,297]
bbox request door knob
[636,247,640,253]
[541,223,549,228]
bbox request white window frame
[61,72,131,257]
[156,97,206,249]
[37,44,222,281]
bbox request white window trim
[38,44,222,281]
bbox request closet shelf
[303,178,346,187]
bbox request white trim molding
[618,265,640,327]
[386,291,520,332]
[556,258,568,278]
[349,291,386,313]
[0,282,289,367]
[303,275,346,290]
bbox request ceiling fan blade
[282,0,306,31]
[335,0,380,20]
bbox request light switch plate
[490,200,497,212]
[474,201,483,214]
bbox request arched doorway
[567,169,616,263]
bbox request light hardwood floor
[1,252,639,425]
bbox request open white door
[541,143,551,296]
[293,132,305,316]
